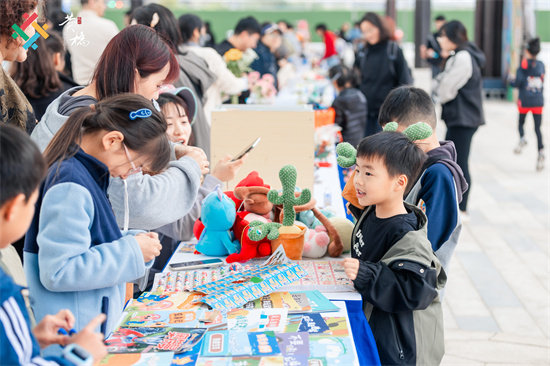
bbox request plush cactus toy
[248,221,282,241]
[383,121,433,141]
[335,122,433,169]
[268,165,312,229]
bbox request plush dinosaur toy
[195,185,240,256]
[337,122,433,209]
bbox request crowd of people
[0,0,545,365]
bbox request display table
[162,243,381,366]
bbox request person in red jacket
[315,24,338,60]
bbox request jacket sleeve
[418,164,459,251]
[509,66,526,89]
[155,174,221,241]
[395,46,413,86]
[0,280,73,365]
[205,48,248,95]
[331,97,347,130]
[353,259,438,313]
[437,50,473,104]
[36,183,148,292]
[108,156,202,231]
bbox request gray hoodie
[31,87,202,231]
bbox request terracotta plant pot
[270,223,307,260]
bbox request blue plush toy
[196,185,241,256]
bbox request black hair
[130,4,182,49]
[435,15,446,22]
[526,37,540,56]
[378,86,437,129]
[329,64,360,88]
[234,16,261,36]
[357,132,426,193]
[44,94,171,175]
[157,93,190,120]
[315,23,327,32]
[179,13,203,44]
[360,12,391,43]
[439,20,468,49]
[0,125,47,206]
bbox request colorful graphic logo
[11,12,49,50]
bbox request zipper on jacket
[389,314,405,360]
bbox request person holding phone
[145,87,248,290]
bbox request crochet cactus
[336,142,357,168]
[383,121,433,141]
[268,165,312,226]
[248,221,281,241]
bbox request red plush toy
[226,172,274,263]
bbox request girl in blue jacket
[24,94,169,357]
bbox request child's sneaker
[536,151,545,171]
[514,138,527,154]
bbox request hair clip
[330,72,342,82]
[152,99,161,112]
[89,104,96,111]
[129,108,152,120]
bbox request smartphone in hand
[230,137,261,162]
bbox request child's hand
[176,145,210,175]
[135,233,162,262]
[32,309,75,348]
[69,314,108,363]
[343,258,360,280]
[211,154,247,182]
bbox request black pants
[446,126,478,212]
[365,110,383,137]
[519,112,544,151]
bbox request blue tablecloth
[345,300,381,366]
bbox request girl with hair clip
[23,94,168,357]
[31,24,209,236]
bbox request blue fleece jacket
[23,147,152,357]
[0,267,72,365]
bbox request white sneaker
[514,138,527,154]
[537,151,545,171]
[460,210,471,224]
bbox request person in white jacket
[179,14,248,124]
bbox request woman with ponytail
[23,94,169,357]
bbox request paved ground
[410,45,550,365]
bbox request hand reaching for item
[343,257,360,280]
[32,309,75,348]
[68,314,108,363]
[211,154,247,182]
[135,232,162,262]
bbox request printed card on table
[105,327,206,354]
[227,308,288,333]
[120,310,203,328]
[248,331,281,356]
[126,292,206,312]
[195,356,285,366]
[275,332,309,356]
[97,352,175,366]
[243,292,302,313]
[308,335,357,365]
[297,314,330,334]
[201,331,281,358]
[294,291,339,313]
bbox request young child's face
[354,156,401,207]
[0,190,39,248]
[163,102,192,145]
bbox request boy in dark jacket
[378,86,468,275]
[342,129,446,365]
[509,37,545,170]
[329,65,367,147]
[0,125,107,365]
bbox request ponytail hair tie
[89,104,96,112]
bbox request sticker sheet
[105,327,206,354]
[279,261,355,292]
[193,263,308,310]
